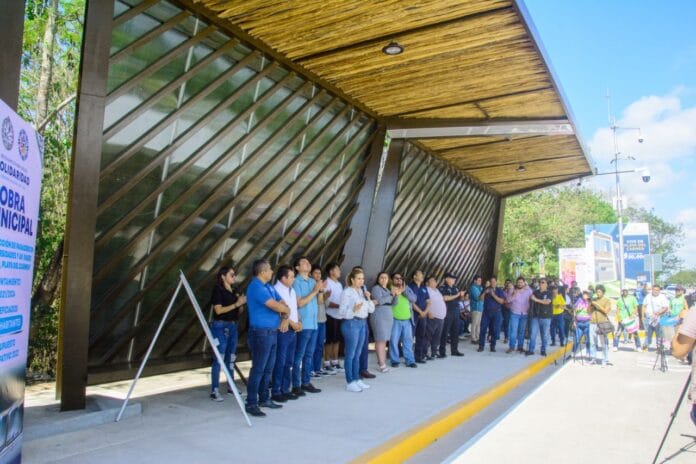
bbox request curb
[351,342,572,463]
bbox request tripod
[564,311,587,366]
[652,373,693,464]
[653,331,669,372]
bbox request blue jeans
[573,320,591,354]
[390,319,415,364]
[645,322,663,347]
[550,314,566,345]
[360,323,369,371]
[508,313,527,350]
[590,323,609,364]
[293,328,318,387]
[246,327,277,407]
[479,310,502,349]
[528,317,551,353]
[272,330,296,396]
[313,322,326,371]
[613,322,642,348]
[210,320,238,391]
[341,318,366,383]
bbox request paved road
[446,347,695,464]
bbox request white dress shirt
[274,281,299,323]
[338,287,375,320]
[324,277,344,319]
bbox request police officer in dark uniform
[408,270,431,363]
[439,272,466,357]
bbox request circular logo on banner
[18,129,29,161]
[1,117,13,151]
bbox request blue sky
[525,0,696,267]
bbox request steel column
[340,127,386,278]
[0,0,26,110]
[57,0,114,411]
[491,198,506,277]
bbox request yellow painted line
[351,343,572,464]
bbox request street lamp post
[607,92,644,289]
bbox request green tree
[20,0,85,378]
[669,269,696,287]
[622,206,683,282]
[499,187,617,281]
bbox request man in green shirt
[670,286,688,318]
[613,288,642,351]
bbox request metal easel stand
[115,270,252,426]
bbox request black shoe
[291,386,306,397]
[271,394,288,403]
[284,391,299,400]
[452,351,464,357]
[407,363,418,368]
[550,343,556,347]
[525,351,533,356]
[301,383,321,393]
[260,399,282,409]
[391,362,400,368]
[416,359,426,364]
[540,351,547,357]
[437,353,447,359]
[477,347,484,352]
[517,348,525,353]
[360,370,376,379]
[245,406,266,417]
[425,355,435,361]
[490,348,496,353]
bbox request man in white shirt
[323,262,344,372]
[642,284,670,350]
[271,265,302,403]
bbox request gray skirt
[370,305,394,341]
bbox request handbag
[622,317,639,333]
[659,315,679,327]
[597,320,615,335]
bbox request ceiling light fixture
[516,165,526,172]
[382,41,404,56]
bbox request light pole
[607,91,645,289]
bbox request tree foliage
[20,0,85,379]
[669,269,696,286]
[499,187,618,280]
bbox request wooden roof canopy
[189,0,593,196]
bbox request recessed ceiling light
[382,41,404,56]
[516,165,526,172]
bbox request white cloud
[585,91,696,268]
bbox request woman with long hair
[370,272,395,373]
[209,266,246,401]
[339,269,375,392]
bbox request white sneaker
[210,389,224,402]
[612,347,618,352]
[346,381,362,392]
[356,379,370,389]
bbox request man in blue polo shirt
[245,259,290,417]
[478,276,506,352]
[409,270,431,363]
[291,257,323,395]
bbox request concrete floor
[22,339,555,464]
[448,346,695,464]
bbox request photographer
[671,305,696,426]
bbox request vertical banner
[558,248,591,290]
[0,99,43,464]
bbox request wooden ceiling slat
[191,0,593,193]
[197,0,512,59]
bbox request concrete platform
[448,347,695,464]
[22,340,564,464]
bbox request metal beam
[57,0,114,411]
[342,137,403,284]
[341,127,387,279]
[491,198,506,276]
[387,119,573,139]
[0,0,25,110]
